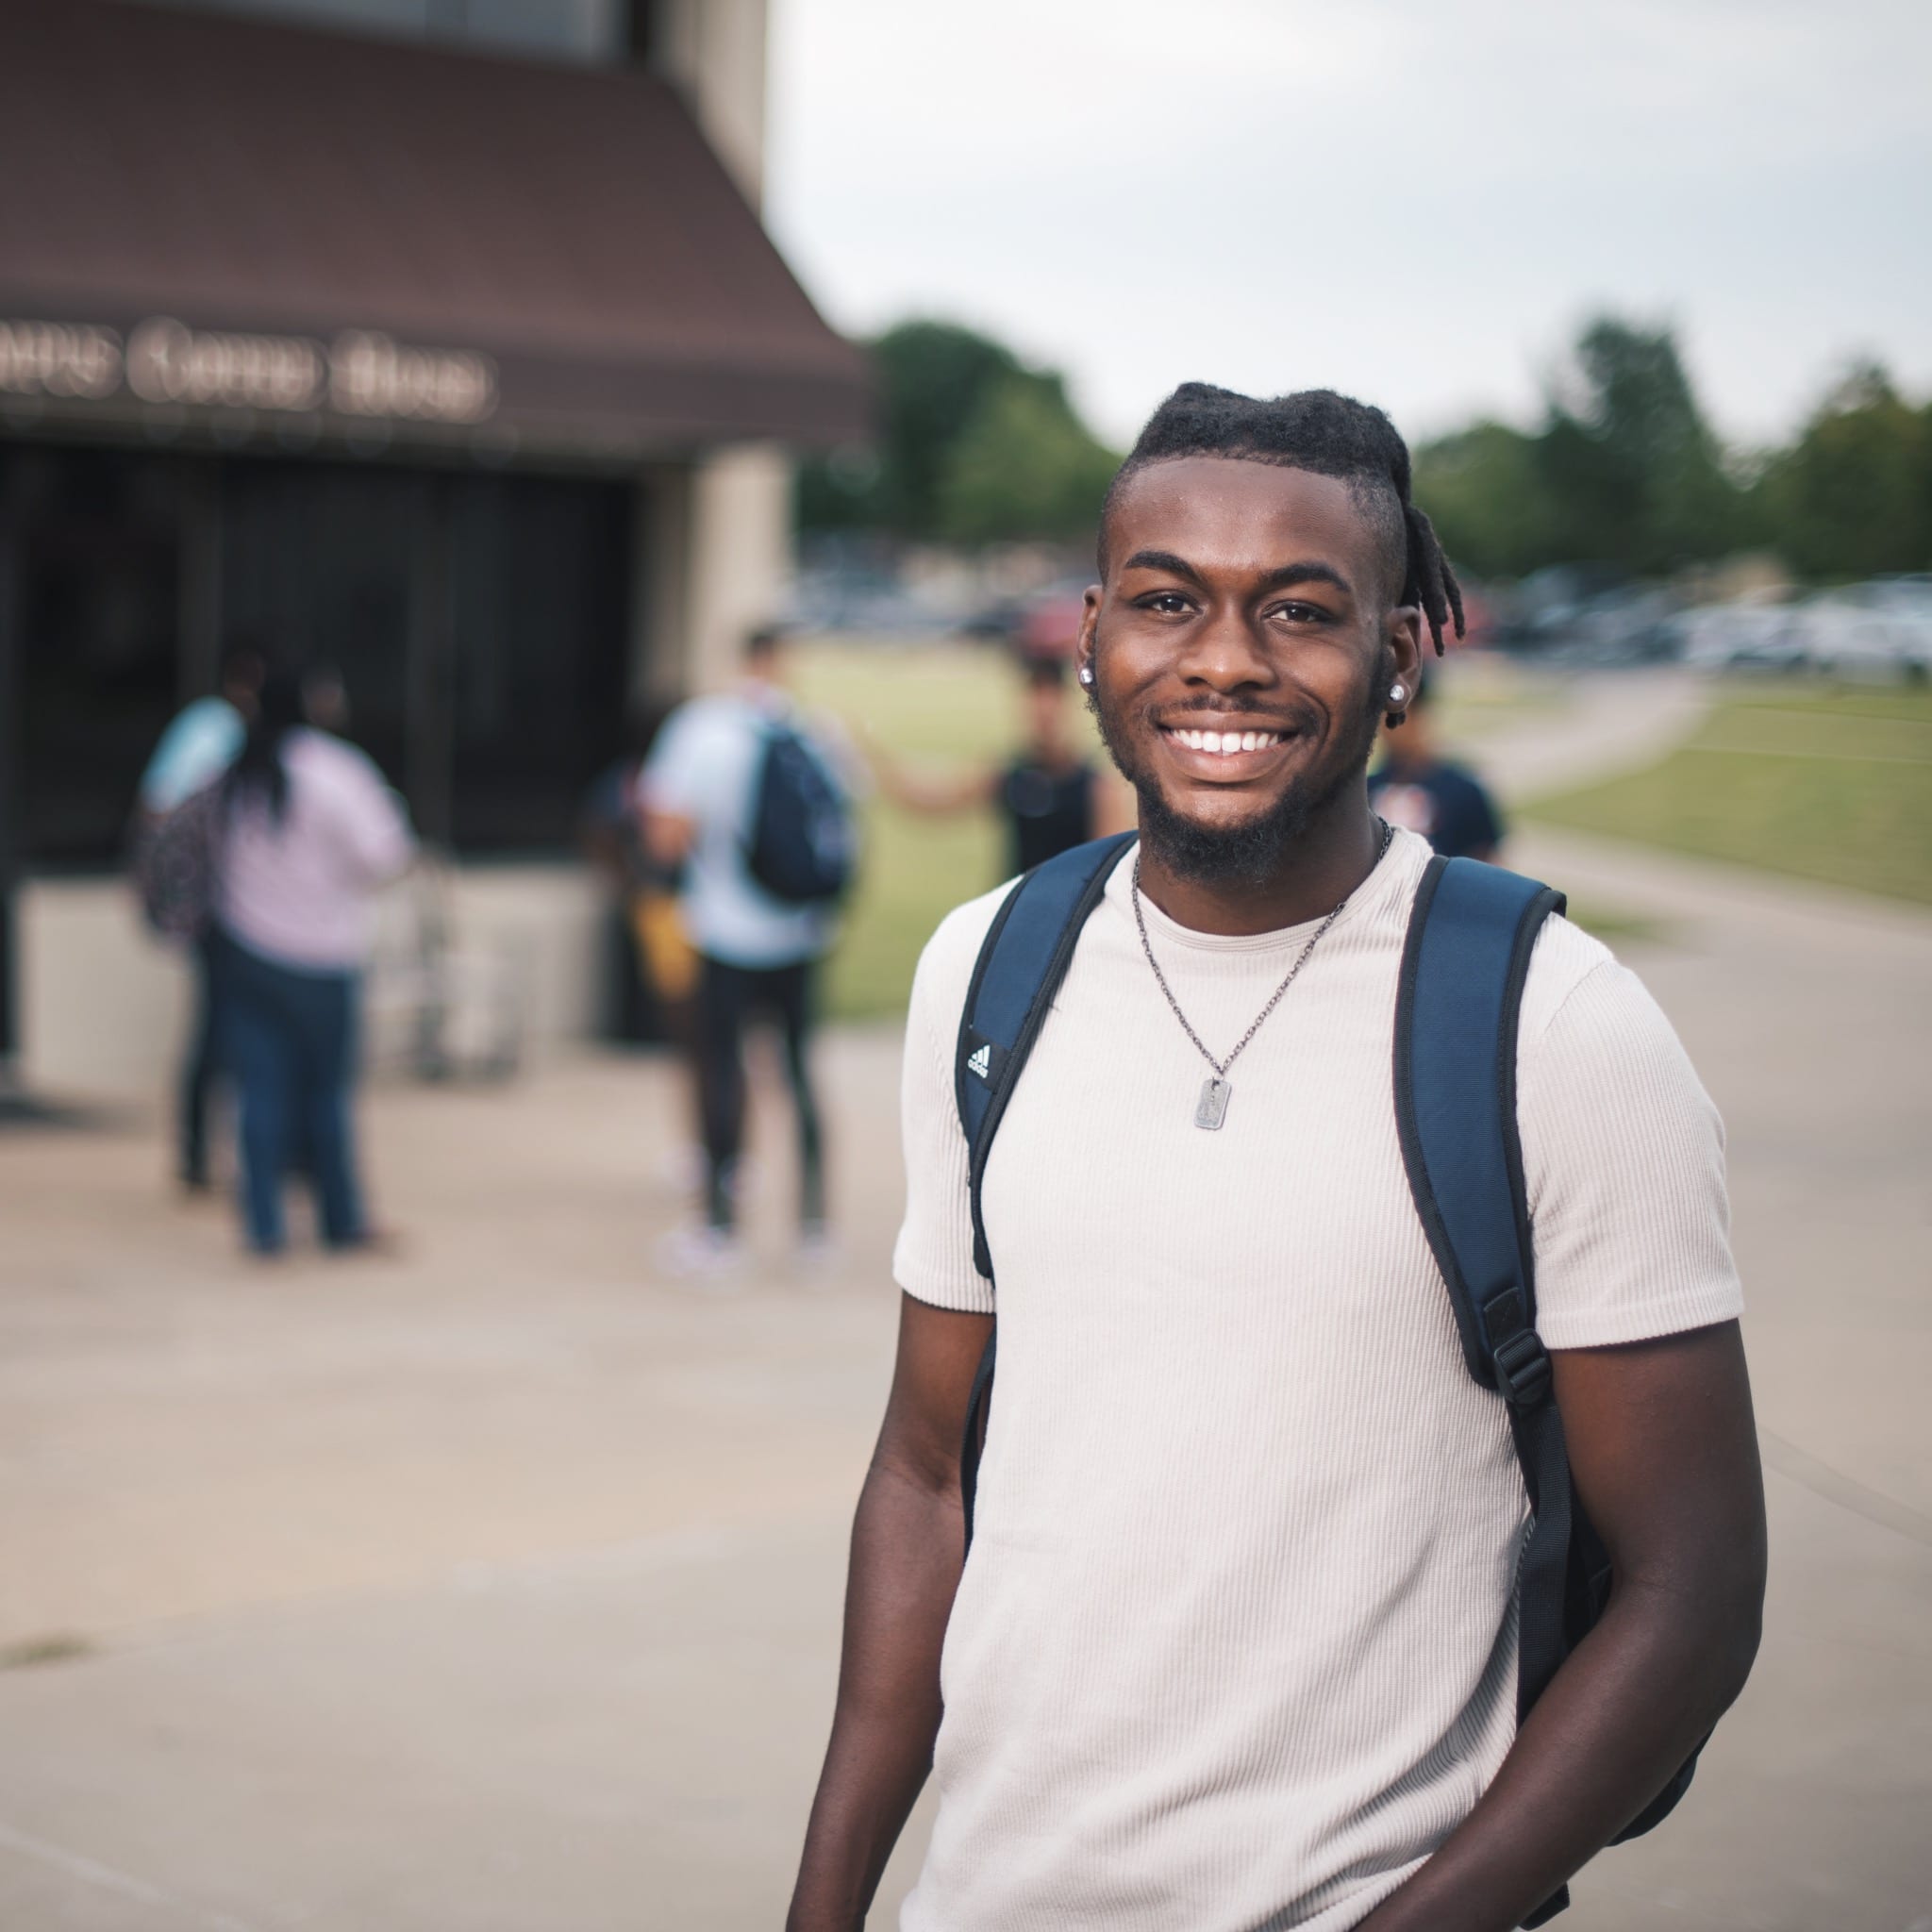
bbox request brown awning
[0,1,870,457]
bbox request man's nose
[1176,607,1274,691]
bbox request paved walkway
[3,697,1928,1927]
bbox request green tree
[1761,363,1932,578]
[1534,317,1747,573]
[1411,421,1556,579]
[937,370,1120,548]
[797,320,1020,540]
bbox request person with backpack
[640,626,858,1279]
[212,665,415,1257]
[788,387,1764,1932]
[134,642,264,1192]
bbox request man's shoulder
[1518,908,1633,1047]
[909,877,1025,1020]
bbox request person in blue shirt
[1366,675,1504,861]
[137,645,263,1191]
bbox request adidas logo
[967,1043,992,1081]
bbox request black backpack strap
[952,832,1135,1548]
[1394,856,1571,1713]
[1396,856,1574,1926]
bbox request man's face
[1080,458,1422,875]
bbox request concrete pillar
[684,442,792,693]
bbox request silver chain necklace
[1130,819,1393,1131]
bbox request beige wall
[653,0,769,208]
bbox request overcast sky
[765,0,1932,452]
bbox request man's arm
[788,1295,993,1932]
[1357,1319,1766,1932]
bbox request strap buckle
[1491,1326,1552,1407]
[1484,1287,1553,1407]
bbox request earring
[1389,683,1407,705]
[1078,663,1094,687]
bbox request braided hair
[1098,382,1464,657]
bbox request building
[0,0,868,1098]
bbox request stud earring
[1078,663,1094,687]
[1389,683,1407,705]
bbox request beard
[1091,676,1384,889]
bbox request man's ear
[1075,583,1104,687]
[1389,605,1424,684]
[1383,607,1425,728]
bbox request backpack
[951,833,1700,1928]
[130,779,227,941]
[744,722,856,907]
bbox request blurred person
[301,662,350,737]
[579,709,704,1168]
[136,642,264,1192]
[790,385,1762,1932]
[641,628,854,1279]
[211,666,415,1256]
[1367,674,1505,859]
[869,654,1132,877]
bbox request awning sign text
[0,316,497,425]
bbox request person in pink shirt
[212,667,415,1255]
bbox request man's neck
[1134,791,1385,937]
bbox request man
[641,627,849,1278]
[789,386,1764,1930]
[870,655,1132,878]
[1368,675,1505,860]
[137,643,263,1191]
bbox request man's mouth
[1163,725,1287,756]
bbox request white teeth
[1170,726,1282,754]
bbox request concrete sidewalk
[2,831,1929,1928]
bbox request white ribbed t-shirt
[892,828,1742,1932]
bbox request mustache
[1150,695,1324,731]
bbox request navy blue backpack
[744,722,856,907]
[951,832,1698,1927]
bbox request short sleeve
[891,904,1001,1315]
[1520,955,1743,1350]
[639,703,712,817]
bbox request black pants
[179,932,221,1186]
[697,955,824,1234]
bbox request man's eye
[1271,602,1328,625]
[1139,592,1192,615]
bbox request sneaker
[656,1224,747,1289]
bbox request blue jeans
[210,930,366,1254]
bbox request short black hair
[1098,383,1464,655]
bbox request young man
[641,627,849,1277]
[1368,675,1506,861]
[789,386,1764,1931]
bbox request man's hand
[1356,1320,1766,1932]
[787,1296,993,1932]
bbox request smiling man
[788,385,1764,1932]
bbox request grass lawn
[797,641,1645,1021]
[796,641,1098,1021]
[1522,683,1932,907]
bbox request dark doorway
[3,445,183,868]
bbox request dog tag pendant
[1194,1076,1231,1131]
